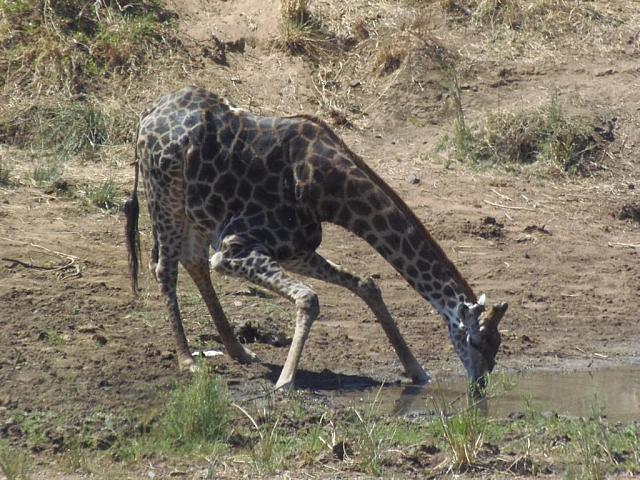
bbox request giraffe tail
[124,137,141,294]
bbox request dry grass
[434,0,638,62]
[441,0,624,33]
[375,42,408,75]
[441,95,611,175]
[0,0,178,95]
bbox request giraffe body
[125,86,507,391]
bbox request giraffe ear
[477,294,486,306]
[481,302,508,330]
[456,302,484,326]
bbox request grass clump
[441,96,607,174]
[279,0,317,55]
[440,0,623,33]
[155,363,232,454]
[278,0,351,59]
[0,160,12,185]
[0,0,177,94]
[86,178,120,210]
[0,441,32,480]
[4,101,114,160]
[31,158,62,185]
[435,402,487,471]
[375,42,408,75]
[1,100,115,185]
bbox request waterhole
[334,367,640,422]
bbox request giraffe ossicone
[124,86,508,392]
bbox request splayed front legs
[210,235,427,390]
[286,253,429,384]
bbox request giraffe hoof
[232,346,260,364]
[274,379,294,392]
[409,369,430,385]
[178,356,196,372]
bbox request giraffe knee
[294,289,319,320]
[360,277,382,299]
[209,251,225,271]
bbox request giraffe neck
[318,161,476,323]
[293,114,477,321]
[346,184,476,322]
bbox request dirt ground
[1,0,639,477]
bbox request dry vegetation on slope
[0,0,639,478]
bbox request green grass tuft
[436,403,487,471]
[31,158,62,185]
[86,178,120,210]
[0,440,32,480]
[155,363,232,453]
[3,101,114,163]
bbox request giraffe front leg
[274,289,319,391]
[211,243,319,391]
[286,253,430,385]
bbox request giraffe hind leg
[285,252,429,384]
[210,240,319,391]
[152,230,195,372]
[180,228,258,364]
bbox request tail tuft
[124,192,140,294]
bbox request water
[334,367,640,422]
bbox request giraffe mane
[286,114,478,304]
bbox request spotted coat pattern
[125,86,508,391]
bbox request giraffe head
[448,294,508,395]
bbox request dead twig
[608,242,640,248]
[0,236,79,262]
[483,200,536,211]
[2,257,74,271]
[575,346,609,359]
[491,188,512,201]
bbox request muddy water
[334,367,640,422]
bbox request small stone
[349,79,361,88]
[406,173,420,185]
[233,300,243,307]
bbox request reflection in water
[338,367,640,422]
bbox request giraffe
[124,86,508,392]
